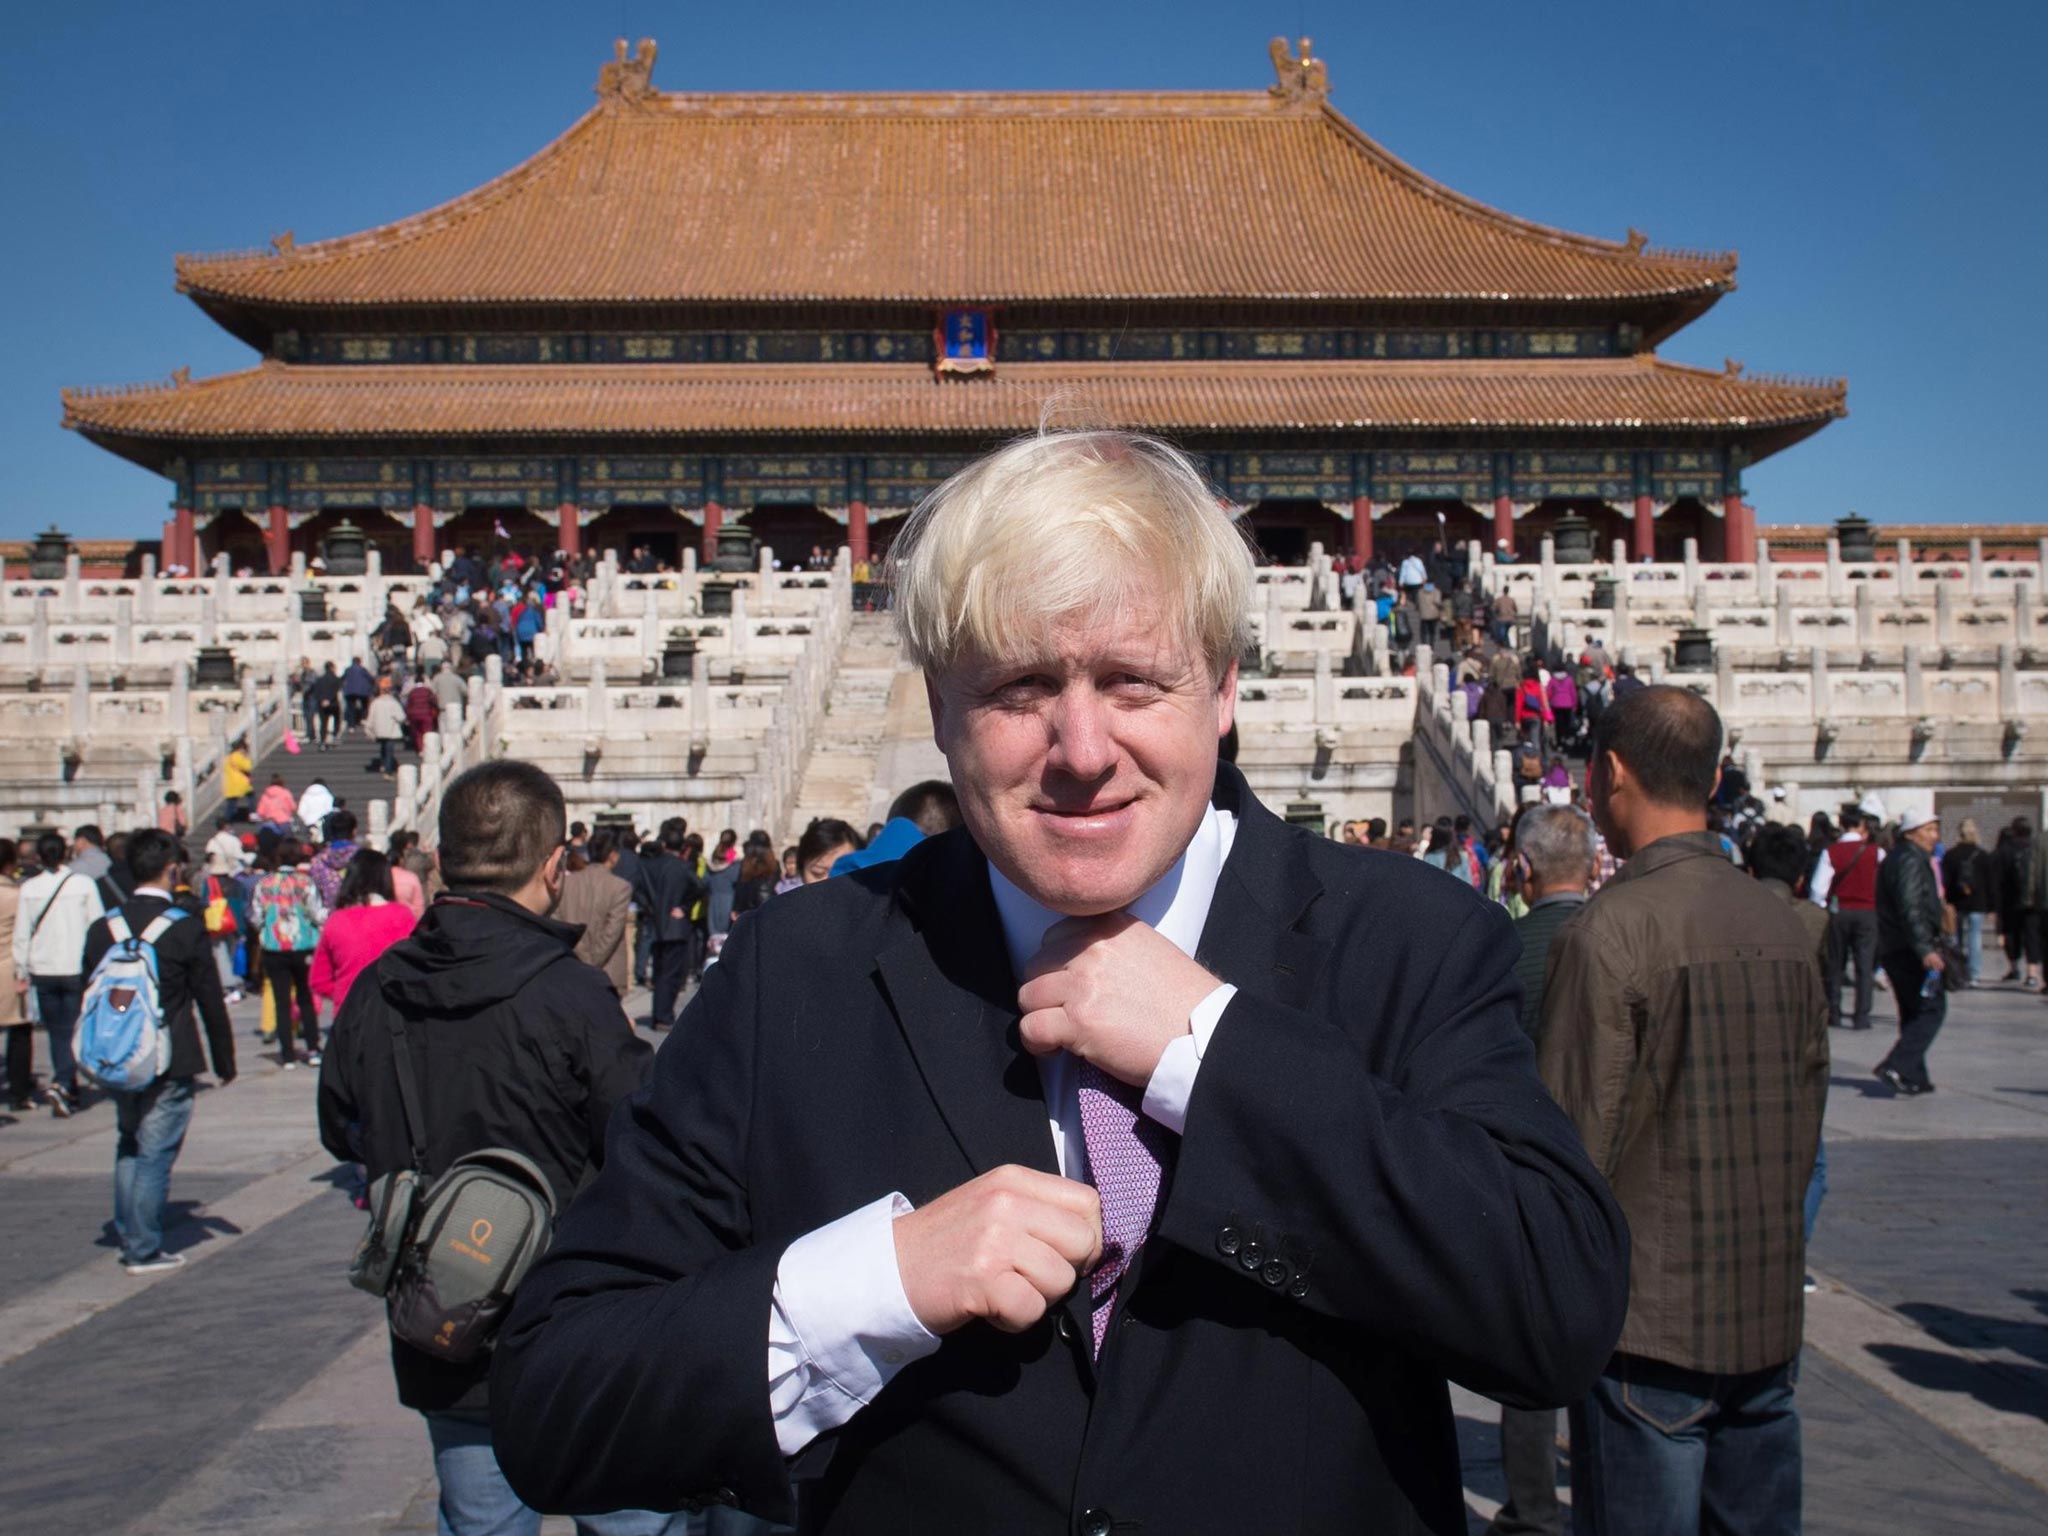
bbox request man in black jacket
[1876,807,1948,1095]
[634,820,704,1030]
[490,429,1625,1534]
[316,759,680,1536]
[81,829,237,1275]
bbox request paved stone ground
[0,974,2041,1534]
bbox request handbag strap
[29,872,75,943]
[385,1014,431,1175]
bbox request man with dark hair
[886,779,962,837]
[1812,802,1883,1030]
[80,828,236,1273]
[635,819,704,1030]
[316,760,676,1536]
[309,808,361,911]
[1540,686,1828,1534]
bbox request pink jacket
[309,901,417,1008]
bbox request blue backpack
[74,909,187,1092]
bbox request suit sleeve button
[1261,1259,1289,1288]
[1056,1311,1077,1341]
[1215,1226,1241,1256]
[1081,1508,1114,1536]
[1238,1241,1264,1270]
[1289,1277,1309,1299]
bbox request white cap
[1899,806,1939,834]
[1770,786,1788,801]
[1857,793,1887,820]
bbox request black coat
[1878,841,1943,961]
[635,851,706,944]
[489,767,1628,1533]
[81,894,236,1084]
[316,891,654,1416]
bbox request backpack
[74,909,186,1092]
[348,1013,558,1363]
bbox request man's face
[928,595,1235,916]
[1909,822,1941,853]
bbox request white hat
[1899,806,1939,834]
[1857,793,1887,820]
[1770,786,1788,801]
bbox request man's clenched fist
[893,1165,1103,1336]
[1017,913,1222,1088]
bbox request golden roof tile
[172,42,1735,309]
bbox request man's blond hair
[888,429,1255,678]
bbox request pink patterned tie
[1077,1059,1175,1354]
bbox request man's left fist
[1017,913,1221,1088]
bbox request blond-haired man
[494,430,1626,1534]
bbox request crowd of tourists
[3,435,2031,1536]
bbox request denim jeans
[1569,1352,1801,1536]
[113,1076,196,1263]
[423,1414,693,1536]
[1959,910,1984,984]
[33,976,83,1093]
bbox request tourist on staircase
[254,774,297,836]
[404,672,441,752]
[250,840,325,1070]
[306,661,343,750]
[366,678,407,778]
[341,658,376,734]
[0,840,31,1112]
[309,809,362,910]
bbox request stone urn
[699,581,736,618]
[28,525,72,580]
[1591,577,1619,611]
[661,628,699,680]
[1550,512,1596,565]
[193,645,238,687]
[321,519,369,577]
[710,524,757,573]
[1672,627,1715,672]
[1835,514,1877,565]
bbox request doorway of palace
[737,504,845,571]
[439,506,556,565]
[1519,499,1630,560]
[201,510,269,574]
[295,508,415,572]
[1375,500,1487,564]
[1240,499,1347,566]
[584,506,688,569]
[1653,498,1718,561]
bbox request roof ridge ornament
[1624,227,1648,254]
[598,37,658,103]
[1724,358,1746,377]
[1267,37,1330,105]
[270,229,295,257]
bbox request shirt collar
[988,800,1235,980]
[133,885,174,902]
[1527,890,1589,913]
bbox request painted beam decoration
[936,309,994,376]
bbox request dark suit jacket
[81,894,236,1082]
[491,766,1627,1534]
[556,863,632,996]
[634,851,704,945]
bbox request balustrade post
[690,650,711,755]
[1969,537,1986,599]
[114,596,135,669]
[586,657,610,741]
[1903,643,1926,717]
[29,597,49,671]
[1313,650,1335,726]
[1855,581,1876,647]
[1934,577,1955,647]
[395,764,420,829]
[1810,645,1831,730]
[368,798,391,843]
[68,662,91,742]
[1756,538,1776,606]
[1825,537,1844,602]
[731,585,749,656]
[63,554,82,619]
[1998,643,2019,720]
[2016,582,2036,649]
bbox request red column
[1632,495,1656,563]
[1348,497,1373,566]
[848,500,870,568]
[1725,492,1755,563]
[264,506,290,574]
[702,502,724,564]
[160,518,177,570]
[1492,496,1515,558]
[173,506,196,573]
[412,504,436,570]
[557,503,581,558]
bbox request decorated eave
[62,355,1848,472]
[171,38,1737,346]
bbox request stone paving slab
[0,1169,255,1294]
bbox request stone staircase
[238,722,419,836]
[785,614,915,840]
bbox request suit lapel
[875,833,1060,1180]
[1193,765,1332,1012]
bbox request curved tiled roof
[173,62,1735,308]
[64,356,1844,446]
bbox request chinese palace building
[62,37,1848,576]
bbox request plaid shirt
[1538,831,1829,1374]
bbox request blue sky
[3,0,2040,539]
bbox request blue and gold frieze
[1222,451,1351,504]
[867,454,974,508]
[286,326,1624,367]
[1512,450,1632,503]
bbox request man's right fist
[892,1164,1103,1337]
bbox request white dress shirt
[765,804,1240,1457]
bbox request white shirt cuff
[1140,982,1237,1136]
[767,1191,939,1458]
